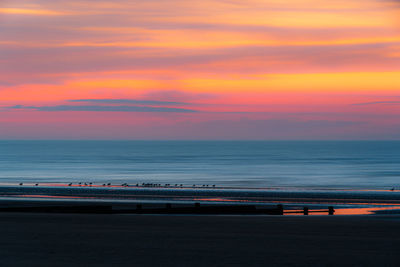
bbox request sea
[0,140,399,190]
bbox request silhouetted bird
[19,183,23,186]
[35,183,39,186]
[391,187,395,191]
[68,183,72,186]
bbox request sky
[0,0,400,139]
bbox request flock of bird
[17,182,217,188]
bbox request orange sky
[0,0,400,139]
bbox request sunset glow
[1,0,400,139]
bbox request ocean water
[0,140,399,189]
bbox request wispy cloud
[351,101,400,106]
[10,105,197,113]
[0,7,66,16]
[68,99,187,105]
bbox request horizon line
[0,139,400,142]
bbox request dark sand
[1,213,400,266]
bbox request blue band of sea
[0,140,399,189]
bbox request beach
[1,141,400,266]
[1,213,400,266]
[3,0,400,264]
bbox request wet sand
[1,213,400,266]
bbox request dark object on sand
[303,207,309,215]
[277,204,283,215]
[0,201,335,216]
[328,206,335,215]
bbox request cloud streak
[10,105,197,113]
[68,99,188,105]
[352,101,400,105]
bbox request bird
[68,183,72,186]
[19,183,23,186]
[35,183,39,186]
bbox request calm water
[0,140,399,189]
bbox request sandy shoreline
[1,186,400,266]
[2,185,400,215]
[1,213,400,266]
